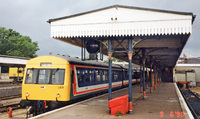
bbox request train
[9,67,24,83]
[20,55,140,115]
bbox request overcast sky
[0,0,199,58]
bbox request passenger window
[77,69,84,85]
[91,70,95,83]
[104,71,108,81]
[113,71,116,81]
[102,71,105,81]
[118,71,122,80]
[85,70,91,82]
[96,70,101,82]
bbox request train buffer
[31,83,193,119]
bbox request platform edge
[174,83,194,119]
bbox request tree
[104,57,123,63]
[0,27,39,58]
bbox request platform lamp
[85,40,100,60]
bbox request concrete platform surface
[32,83,191,119]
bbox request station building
[175,56,200,86]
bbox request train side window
[102,70,105,82]
[51,69,65,85]
[104,70,108,82]
[77,69,84,86]
[114,71,118,81]
[118,71,122,80]
[96,70,101,82]
[91,70,95,84]
[112,71,114,81]
[125,71,128,80]
[84,70,90,83]
[25,69,38,84]
[38,69,51,84]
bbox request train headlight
[57,93,60,98]
[26,92,29,97]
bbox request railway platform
[32,83,193,119]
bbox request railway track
[0,95,21,113]
[0,83,21,88]
[0,94,21,101]
[0,103,20,113]
[181,89,200,119]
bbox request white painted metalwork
[50,6,193,38]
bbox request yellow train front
[9,67,24,83]
[20,55,139,115]
[20,55,71,114]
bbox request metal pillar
[146,67,148,89]
[150,63,153,93]
[142,49,146,99]
[154,65,156,89]
[0,66,1,79]
[17,67,20,84]
[156,66,158,88]
[81,38,86,60]
[140,65,143,93]
[128,38,133,114]
[159,67,162,83]
[157,67,160,86]
[108,39,112,113]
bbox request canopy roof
[0,55,29,67]
[48,5,195,68]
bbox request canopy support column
[17,67,20,85]
[146,67,148,89]
[140,64,143,93]
[142,49,146,99]
[128,38,133,114]
[150,57,153,93]
[154,65,157,89]
[108,39,113,113]
[157,67,160,86]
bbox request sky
[0,0,199,58]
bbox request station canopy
[0,55,29,67]
[48,5,195,68]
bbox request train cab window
[38,69,51,84]
[51,69,65,85]
[25,69,38,84]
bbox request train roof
[48,55,124,69]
